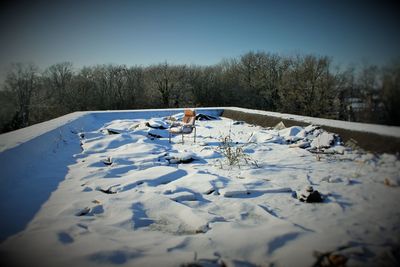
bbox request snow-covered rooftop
[0,108,399,267]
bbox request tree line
[1,51,399,133]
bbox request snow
[310,131,335,149]
[0,108,399,267]
[0,111,88,153]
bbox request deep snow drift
[0,110,399,267]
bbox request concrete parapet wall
[222,108,400,154]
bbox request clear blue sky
[0,0,399,82]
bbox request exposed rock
[298,186,323,203]
[345,138,361,151]
[168,191,197,202]
[145,120,168,129]
[274,121,286,130]
[148,132,163,139]
[313,250,348,267]
[384,177,400,187]
[165,152,196,164]
[310,131,335,149]
[103,157,113,166]
[304,124,319,133]
[196,113,217,121]
[75,207,91,216]
[106,128,120,135]
[289,140,311,149]
[97,184,119,194]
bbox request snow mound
[310,131,336,149]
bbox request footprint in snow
[58,223,91,244]
[57,232,74,244]
[82,186,93,192]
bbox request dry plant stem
[217,126,259,168]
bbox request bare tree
[237,52,259,107]
[218,58,243,106]
[187,65,221,106]
[67,66,98,111]
[279,55,335,117]
[331,65,355,121]
[146,62,186,107]
[44,62,73,104]
[125,66,145,108]
[109,65,128,109]
[0,90,17,133]
[356,63,381,122]
[381,60,400,125]
[257,53,289,111]
[2,51,399,133]
[4,63,40,127]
